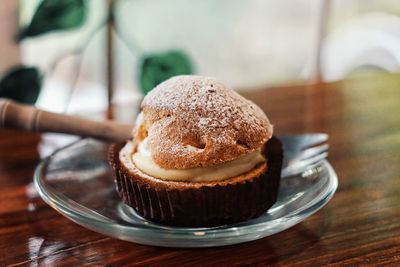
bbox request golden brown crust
[137,75,273,169]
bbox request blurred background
[1,0,400,153]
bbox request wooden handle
[0,99,133,142]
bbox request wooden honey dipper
[0,99,133,142]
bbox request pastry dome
[135,75,273,169]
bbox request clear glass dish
[34,139,338,247]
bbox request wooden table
[1,73,400,266]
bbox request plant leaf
[139,50,193,94]
[17,0,87,41]
[0,66,42,104]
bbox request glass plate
[34,139,338,247]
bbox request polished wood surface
[1,73,400,266]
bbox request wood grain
[1,72,400,266]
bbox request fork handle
[0,99,133,142]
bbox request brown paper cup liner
[108,137,283,227]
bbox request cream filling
[131,138,266,182]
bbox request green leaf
[139,50,194,94]
[0,66,42,104]
[17,0,87,41]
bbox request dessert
[108,75,283,227]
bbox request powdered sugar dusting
[138,75,273,169]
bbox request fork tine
[300,133,329,149]
[279,133,328,151]
[292,151,328,170]
[282,152,328,177]
[291,143,329,162]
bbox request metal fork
[279,133,329,177]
